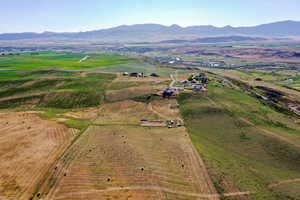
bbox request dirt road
[268,178,300,188]
[53,186,252,200]
[78,56,90,63]
[169,71,177,88]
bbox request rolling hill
[0,20,299,42]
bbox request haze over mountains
[1,20,300,43]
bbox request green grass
[38,107,68,120]
[212,68,300,91]
[0,71,25,81]
[178,81,300,200]
[0,70,115,109]
[0,52,140,70]
[272,182,300,199]
[63,119,90,131]
[96,63,174,75]
[108,81,143,90]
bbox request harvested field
[33,100,218,200]
[95,100,161,125]
[149,99,181,120]
[0,112,78,200]
[105,85,166,102]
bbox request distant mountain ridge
[161,36,266,44]
[0,20,299,43]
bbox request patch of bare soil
[0,112,78,200]
[140,120,166,127]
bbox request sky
[1,0,300,33]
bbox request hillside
[1,52,300,200]
[0,21,299,42]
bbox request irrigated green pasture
[0,51,140,70]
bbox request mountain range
[0,20,299,43]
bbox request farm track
[268,178,300,188]
[53,186,253,200]
[78,56,90,63]
[169,74,176,88]
[147,102,170,120]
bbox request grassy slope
[215,69,300,91]
[178,80,300,200]
[0,52,173,133]
[0,52,160,109]
[0,70,115,109]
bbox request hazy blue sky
[1,0,300,33]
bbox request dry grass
[105,85,166,102]
[150,99,181,120]
[33,100,218,200]
[0,112,78,200]
[95,100,161,125]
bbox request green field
[0,51,177,114]
[0,51,140,70]
[178,76,300,200]
[0,69,115,109]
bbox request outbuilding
[254,78,263,81]
[150,73,159,77]
[193,85,207,92]
[129,72,140,77]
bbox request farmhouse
[193,85,207,92]
[254,78,263,81]
[129,72,142,77]
[128,72,159,78]
[163,88,175,99]
[150,73,159,77]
